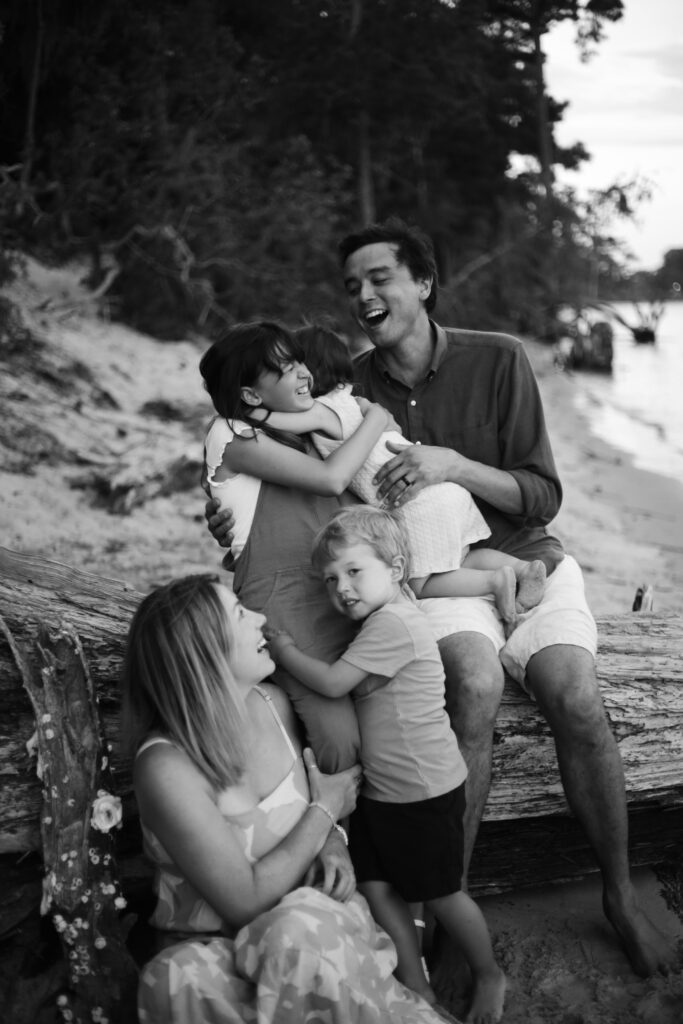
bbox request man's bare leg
[438,632,505,883]
[527,644,672,976]
[427,633,504,989]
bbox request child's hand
[265,628,296,663]
[364,400,400,434]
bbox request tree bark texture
[1,545,682,861]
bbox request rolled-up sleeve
[498,342,562,524]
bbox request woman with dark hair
[199,320,394,772]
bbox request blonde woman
[122,574,454,1024]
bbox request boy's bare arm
[269,631,365,698]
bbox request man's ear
[418,276,433,303]
[241,386,262,407]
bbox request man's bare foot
[515,559,546,613]
[603,887,673,976]
[491,566,517,626]
[465,965,506,1024]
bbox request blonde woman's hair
[311,505,411,585]
[121,574,249,789]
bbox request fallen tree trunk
[1,545,682,890]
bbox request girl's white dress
[313,385,490,577]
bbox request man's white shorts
[418,555,598,691]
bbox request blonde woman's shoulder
[258,682,301,740]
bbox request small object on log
[1,616,138,1023]
[633,584,655,612]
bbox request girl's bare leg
[410,566,517,629]
[462,549,547,614]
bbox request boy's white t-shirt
[204,416,261,559]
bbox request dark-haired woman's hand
[205,497,236,548]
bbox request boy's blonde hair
[121,574,249,789]
[311,505,411,585]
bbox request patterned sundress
[137,687,448,1024]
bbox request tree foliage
[0,0,636,338]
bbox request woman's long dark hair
[199,321,310,451]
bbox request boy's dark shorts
[348,784,466,903]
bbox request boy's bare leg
[360,881,436,1004]
[428,891,506,1024]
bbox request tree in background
[0,0,641,339]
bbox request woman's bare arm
[135,744,360,930]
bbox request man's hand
[374,440,460,508]
[304,831,356,902]
[204,497,236,550]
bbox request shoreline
[525,340,683,617]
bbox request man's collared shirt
[353,322,565,569]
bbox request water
[570,301,683,484]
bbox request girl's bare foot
[515,559,546,613]
[491,565,517,626]
[465,965,506,1024]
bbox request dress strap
[136,735,174,758]
[254,686,299,762]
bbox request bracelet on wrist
[309,801,349,846]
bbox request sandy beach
[1,264,682,1021]
[525,339,683,619]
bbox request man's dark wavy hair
[338,216,438,313]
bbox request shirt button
[410,400,417,407]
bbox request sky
[543,0,683,271]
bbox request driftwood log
[1,544,683,898]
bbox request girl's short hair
[311,505,411,586]
[294,322,354,398]
[121,574,249,789]
[199,320,308,451]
